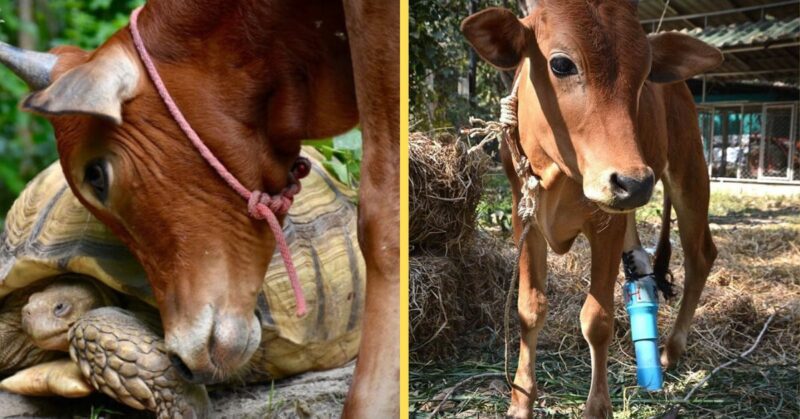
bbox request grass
[263,379,288,416]
[411,354,797,418]
[411,174,800,418]
[88,405,122,419]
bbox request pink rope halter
[129,6,307,316]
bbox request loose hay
[409,132,488,252]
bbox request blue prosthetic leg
[622,251,663,391]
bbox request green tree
[410,0,521,131]
[0,0,144,226]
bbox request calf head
[1,4,357,383]
[462,0,722,212]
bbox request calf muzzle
[165,306,261,385]
[608,171,655,211]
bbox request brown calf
[0,0,398,416]
[462,1,720,417]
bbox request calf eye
[549,56,578,77]
[84,159,109,202]
[53,302,71,317]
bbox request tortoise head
[22,277,114,352]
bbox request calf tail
[653,193,676,299]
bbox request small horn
[0,41,56,90]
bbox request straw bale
[409,132,488,251]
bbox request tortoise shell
[0,147,365,380]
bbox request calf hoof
[69,307,210,419]
[507,385,538,419]
[506,403,532,419]
[661,333,687,369]
[583,396,612,419]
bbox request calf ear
[648,32,723,83]
[461,8,528,70]
[21,45,140,125]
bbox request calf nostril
[610,173,629,194]
[607,171,655,208]
[169,354,196,383]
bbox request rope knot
[518,174,540,223]
[499,92,519,128]
[248,190,292,219]
[515,156,530,180]
[247,191,267,219]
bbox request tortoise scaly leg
[69,307,209,418]
[0,358,93,397]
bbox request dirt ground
[0,363,353,418]
[410,186,800,418]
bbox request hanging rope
[655,0,671,33]
[498,71,539,397]
[500,74,539,224]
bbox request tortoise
[0,147,365,417]
[3,274,210,418]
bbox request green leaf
[346,160,361,186]
[0,164,25,194]
[333,129,362,151]
[303,138,334,159]
[322,157,350,185]
[317,145,336,160]
[337,129,363,163]
[303,137,333,146]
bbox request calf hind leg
[660,174,717,369]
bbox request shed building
[639,0,800,186]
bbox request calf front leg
[582,216,627,419]
[622,212,652,274]
[501,142,549,419]
[342,0,400,417]
[507,215,548,419]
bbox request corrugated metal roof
[679,17,800,49]
[637,1,799,86]
[638,0,799,30]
